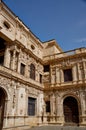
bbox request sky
[3,0,86,51]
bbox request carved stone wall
[0,1,86,129]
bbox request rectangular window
[44,65,50,72]
[0,37,5,66]
[40,74,42,83]
[63,68,73,82]
[20,63,25,75]
[28,97,36,116]
[46,101,50,113]
[0,55,4,65]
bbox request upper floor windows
[3,21,10,29]
[30,63,35,80]
[63,68,73,82]
[0,37,6,65]
[45,101,50,113]
[39,74,42,83]
[44,65,50,72]
[20,63,25,75]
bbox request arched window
[30,63,35,80]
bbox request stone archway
[0,87,7,130]
[63,96,79,125]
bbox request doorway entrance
[0,88,6,130]
[63,96,79,125]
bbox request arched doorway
[63,96,79,125]
[0,88,7,130]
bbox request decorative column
[50,93,56,122]
[4,46,10,68]
[72,64,77,82]
[25,64,28,78]
[11,50,16,70]
[51,67,56,87]
[56,67,60,85]
[3,99,8,127]
[80,90,86,125]
[51,93,56,115]
[35,64,38,82]
[25,88,28,116]
[37,93,44,124]
[16,86,20,116]
[17,57,20,73]
[28,64,30,78]
[60,69,64,83]
[56,95,64,124]
[77,63,82,81]
[82,61,86,80]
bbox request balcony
[43,47,86,62]
[0,65,44,89]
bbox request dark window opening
[0,55,4,65]
[40,74,42,83]
[63,69,73,82]
[3,21,10,29]
[46,101,50,113]
[30,64,35,80]
[44,65,50,72]
[20,63,25,75]
[0,38,6,65]
[28,97,36,116]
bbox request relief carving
[61,59,73,69]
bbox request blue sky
[3,0,86,51]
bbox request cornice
[13,40,43,65]
[0,66,44,91]
[44,82,86,92]
[43,49,86,65]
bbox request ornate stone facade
[0,1,86,130]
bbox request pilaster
[56,67,60,84]
[4,46,10,68]
[72,64,77,82]
[11,50,16,70]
